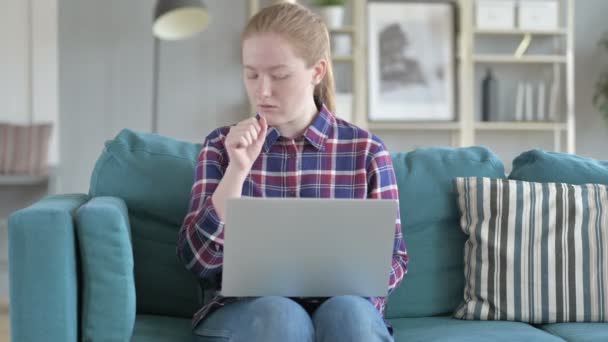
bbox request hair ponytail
[314,52,336,113]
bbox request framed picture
[367,2,456,121]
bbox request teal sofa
[8,129,608,341]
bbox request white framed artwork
[367,2,456,121]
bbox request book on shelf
[525,82,534,121]
[515,82,525,121]
[537,81,546,121]
[514,81,554,122]
[548,70,561,122]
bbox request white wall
[58,0,248,194]
[0,0,59,166]
[57,0,156,194]
[572,0,608,161]
[56,0,608,194]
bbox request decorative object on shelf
[367,2,455,121]
[151,0,209,133]
[0,123,53,176]
[475,0,515,30]
[518,0,559,30]
[513,33,532,58]
[481,68,498,121]
[593,33,608,125]
[313,0,346,29]
[332,33,351,57]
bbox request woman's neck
[276,99,319,139]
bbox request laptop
[221,197,398,298]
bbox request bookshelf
[472,55,568,64]
[464,0,575,153]
[247,0,576,154]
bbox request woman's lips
[258,104,277,111]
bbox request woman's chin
[259,112,281,124]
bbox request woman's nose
[257,76,272,98]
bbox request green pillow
[89,129,202,317]
[510,149,608,185]
[385,147,505,319]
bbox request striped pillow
[453,177,608,323]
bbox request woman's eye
[246,73,258,79]
[272,74,289,80]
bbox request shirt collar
[257,104,334,152]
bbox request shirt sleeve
[177,131,227,279]
[367,147,408,296]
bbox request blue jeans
[192,295,394,342]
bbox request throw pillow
[453,177,608,323]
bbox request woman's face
[242,32,324,127]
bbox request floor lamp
[151,0,209,133]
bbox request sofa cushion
[132,315,192,342]
[388,316,564,341]
[75,197,136,341]
[385,147,505,319]
[454,177,608,323]
[540,322,608,342]
[510,150,608,185]
[90,129,203,317]
[90,128,203,226]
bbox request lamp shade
[153,0,209,40]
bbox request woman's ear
[312,59,328,85]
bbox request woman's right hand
[225,115,268,174]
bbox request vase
[320,6,345,29]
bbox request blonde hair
[242,2,336,114]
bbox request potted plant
[314,0,346,29]
[593,33,608,124]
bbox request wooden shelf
[329,26,355,34]
[474,28,567,36]
[368,121,461,131]
[475,122,567,131]
[0,173,49,186]
[473,54,567,64]
[332,55,354,63]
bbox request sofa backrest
[89,129,203,317]
[509,149,608,185]
[385,147,506,318]
[89,129,510,320]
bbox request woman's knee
[314,295,375,323]
[248,296,310,323]
[313,295,392,342]
[245,297,314,341]
[194,297,314,342]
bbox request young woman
[178,3,408,341]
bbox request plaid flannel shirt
[177,105,408,329]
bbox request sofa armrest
[75,196,136,341]
[8,194,89,342]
